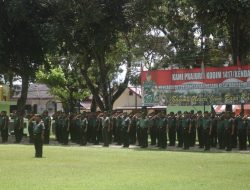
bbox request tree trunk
[112,35,132,105]
[80,68,105,111]
[8,72,14,98]
[90,98,97,112]
[17,75,29,114]
[97,52,110,111]
[62,101,69,114]
[68,92,74,113]
[80,36,132,111]
[230,13,240,66]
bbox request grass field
[0,144,250,190]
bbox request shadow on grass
[130,145,250,154]
[1,136,250,154]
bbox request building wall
[0,85,10,101]
[25,99,63,115]
[0,101,16,115]
[113,88,142,109]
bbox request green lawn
[0,144,249,190]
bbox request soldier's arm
[112,113,118,119]
[150,112,158,120]
[73,114,80,120]
[29,116,35,123]
[133,113,139,118]
[97,113,103,118]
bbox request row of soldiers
[1,110,250,151]
[50,110,250,151]
[0,110,51,144]
[52,111,146,147]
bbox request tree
[51,0,160,111]
[190,0,250,65]
[0,0,55,113]
[36,55,89,113]
[131,0,246,69]
[131,0,199,69]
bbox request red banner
[141,65,250,106]
[141,65,250,85]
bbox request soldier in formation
[100,112,111,147]
[42,110,51,144]
[1,109,250,152]
[167,112,176,146]
[121,112,131,147]
[27,112,35,143]
[202,111,212,151]
[157,111,168,149]
[13,111,24,143]
[0,111,9,143]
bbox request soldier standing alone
[32,115,45,158]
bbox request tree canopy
[1,0,250,112]
[0,0,55,113]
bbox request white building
[80,86,142,111]
[113,86,142,110]
[11,83,62,115]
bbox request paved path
[2,135,250,154]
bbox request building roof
[12,83,54,99]
[128,86,142,98]
[80,101,92,110]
